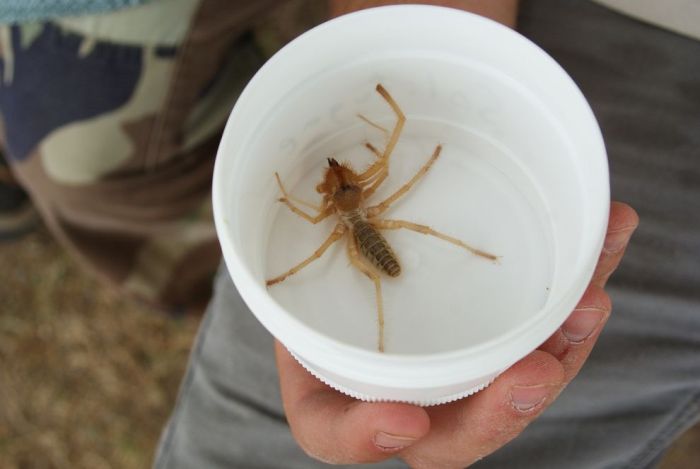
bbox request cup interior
[214,6,608,357]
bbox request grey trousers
[154,1,700,468]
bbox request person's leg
[0,0,280,313]
[473,1,700,467]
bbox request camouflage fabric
[0,0,322,313]
[0,0,150,24]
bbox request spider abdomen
[353,219,401,277]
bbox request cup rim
[213,4,610,388]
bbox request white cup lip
[213,4,610,389]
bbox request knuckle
[580,284,612,311]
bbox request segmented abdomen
[353,220,401,277]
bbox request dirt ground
[1,230,698,468]
[0,230,199,468]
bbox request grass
[0,229,199,468]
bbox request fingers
[275,341,430,464]
[539,200,636,374]
[399,198,636,468]
[591,201,639,288]
[401,350,565,468]
[399,285,613,468]
[538,284,612,381]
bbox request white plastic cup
[212,5,609,405]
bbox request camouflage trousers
[0,0,324,313]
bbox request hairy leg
[266,223,346,286]
[357,143,385,182]
[274,172,333,224]
[285,193,326,212]
[357,114,389,136]
[366,144,441,218]
[375,83,405,162]
[372,218,497,261]
[356,83,406,181]
[346,235,386,352]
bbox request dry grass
[0,229,199,469]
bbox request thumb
[275,341,430,464]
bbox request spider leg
[372,218,498,261]
[266,223,346,286]
[367,144,442,218]
[346,234,386,352]
[274,172,333,223]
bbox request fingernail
[373,432,417,452]
[561,308,606,343]
[510,384,554,413]
[603,227,635,253]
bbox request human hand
[275,201,639,467]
